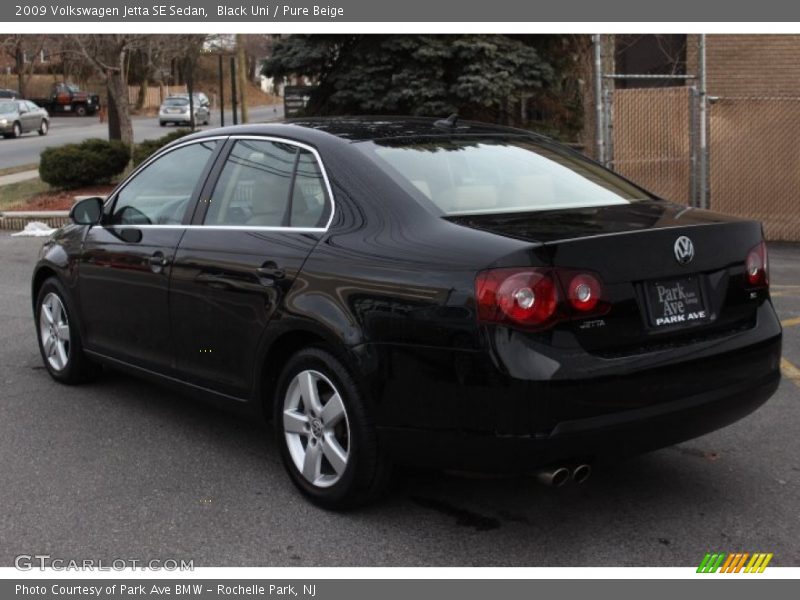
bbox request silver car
[158,96,210,127]
[0,100,49,138]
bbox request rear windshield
[356,137,652,215]
[164,98,189,106]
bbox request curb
[0,210,70,231]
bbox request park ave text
[15,4,345,18]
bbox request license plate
[644,276,709,328]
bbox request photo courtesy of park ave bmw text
[0,0,799,596]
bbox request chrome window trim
[105,134,336,233]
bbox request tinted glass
[205,140,298,227]
[111,141,218,225]
[290,151,330,228]
[358,138,651,216]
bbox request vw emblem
[674,236,695,265]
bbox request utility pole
[230,55,238,126]
[218,53,225,127]
[236,34,249,123]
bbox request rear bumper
[378,368,779,472]
[368,303,782,473]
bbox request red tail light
[565,273,603,313]
[475,267,608,331]
[476,269,561,329]
[746,241,769,288]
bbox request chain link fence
[709,97,800,241]
[610,86,694,205]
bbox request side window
[205,139,296,227]
[204,139,330,228]
[291,151,330,228]
[111,141,218,225]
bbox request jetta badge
[674,236,695,265]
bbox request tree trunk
[15,47,27,98]
[236,34,249,123]
[107,72,133,148]
[136,77,148,111]
[107,84,121,141]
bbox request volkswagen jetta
[32,117,782,508]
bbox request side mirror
[70,196,104,225]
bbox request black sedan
[32,117,782,508]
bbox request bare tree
[67,35,143,148]
[0,34,48,97]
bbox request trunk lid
[448,201,765,355]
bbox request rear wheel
[274,348,391,509]
[35,277,100,384]
[38,119,48,136]
[74,105,87,117]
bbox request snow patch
[11,221,57,237]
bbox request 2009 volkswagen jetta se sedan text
[31,117,782,508]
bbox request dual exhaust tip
[536,464,591,487]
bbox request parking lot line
[781,358,800,388]
[781,317,800,328]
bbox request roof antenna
[434,113,459,129]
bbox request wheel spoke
[56,324,70,343]
[299,371,322,415]
[320,393,345,427]
[51,299,63,324]
[283,410,308,435]
[302,442,323,483]
[41,304,54,325]
[43,335,55,357]
[322,432,348,475]
[56,342,68,369]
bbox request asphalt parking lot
[0,231,798,567]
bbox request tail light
[475,267,608,331]
[746,241,769,288]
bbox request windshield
[357,137,652,216]
[0,102,17,114]
[164,98,189,107]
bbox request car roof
[179,116,542,146]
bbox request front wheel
[274,348,391,509]
[11,122,21,138]
[74,105,87,117]
[38,119,48,136]
[35,277,100,384]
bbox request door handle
[256,265,285,280]
[148,252,170,273]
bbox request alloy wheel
[39,292,71,371]
[283,369,350,488]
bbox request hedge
[39,138,130,189]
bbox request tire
[74,105,87,117]
[160,122,166,127]
[11,121,21,138]
[274,347,391,509]
[38,119,48,136]
[35,277,101,384]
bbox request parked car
[0,88,19,99]
[159,96,210,126]
[169,92,210,107]
[32,117,782,509]
[0,100,49,138]
[28,82,100,116]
